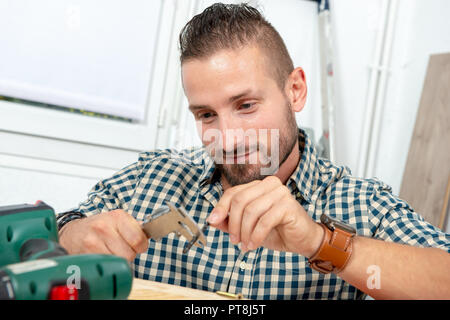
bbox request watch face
[320,213,356,234]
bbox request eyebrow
[188,89,255,111]
[188,104,209,112]
[228,89,253,103]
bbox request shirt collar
[286,128,321,204]
[198,128,321,203]
[198,151,218,187]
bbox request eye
[239,103,255,110]
[197,111,216,122]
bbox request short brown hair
[179,2,294,89]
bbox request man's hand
[207,176,324,257]
[59,210,148,262]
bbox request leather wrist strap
[308,223,354,274]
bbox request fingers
[207,175,304,253]
[71,210,149,262]
[207,180,260,230]
[208,176,285,249]
[247,198,290,251]
[115,212,149,254]
[227,177,282,244]
[80,231,113,256]
[104,228,142,262]
[239,185,288,248]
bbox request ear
[285,67,307,113]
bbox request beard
[214,102,299,187]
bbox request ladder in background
[316,0,335,161]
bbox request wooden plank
[128,278,238,300]
[400,52,450,228]
[438,175,450,230]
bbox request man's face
[181,46,299,186]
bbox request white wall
[330,0,381,173]
[0,166,98,214]
[0,0,449,231]
[330,0,450,231]
[0,130,137,212]
[331,0,450,190]
[0,0,323,215]
[372,0,450,193]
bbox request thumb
[207,207,229,232]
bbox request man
[58,3,450,299]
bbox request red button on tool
[49,285,79,300]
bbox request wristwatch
[308,213,356,274]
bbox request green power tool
[0,201,133,300]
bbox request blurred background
[0,0,449,231]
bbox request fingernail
[230,234,238,244]
[207,210,219,224]
[247,241,255,250]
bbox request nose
[219,118,246,154]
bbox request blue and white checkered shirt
[66,129,450,299]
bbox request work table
[128,278,241,300]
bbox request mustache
[223,145,259,158]
[206,143,273,166]
[206,144,261,158]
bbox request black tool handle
[19,239,68,262]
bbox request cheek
[195,120,220,143]
[194,120,204,138]
[255,107,290,148]
[199,125,222,151]
[251,107,286,130]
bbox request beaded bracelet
[56,211,86,231]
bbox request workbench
[128,278,238,300]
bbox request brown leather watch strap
[308,223,354,274]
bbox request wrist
[58,218,77,237]
[303,222,325,259]
[308,214,356,274]
[57,211,86,234]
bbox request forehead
[181,46,275,99]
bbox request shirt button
[296,192,302,198]
[239,261,247,271]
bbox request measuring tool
[142,202,207,254]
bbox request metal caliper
[142,202,207,253]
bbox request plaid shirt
[63,129,450,299]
